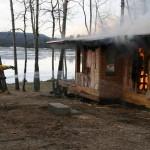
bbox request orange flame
[138,48,148,90]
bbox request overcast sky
[0,0,121,37]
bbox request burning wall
[131,47,149,94]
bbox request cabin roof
[47,33,150,49]
[47,34,114,49]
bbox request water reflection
[0,47,75,83]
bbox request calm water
[0,47,75,83]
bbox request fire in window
[132,48,148,93]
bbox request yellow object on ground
[0,65,15,71]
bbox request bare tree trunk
[94,1,98,33]
[9,0,20,90]
[82,0,90,35]
[120,0,125,26]
[126,0,131,17]
[22,32,28,92]
[89,0,92,35]
[29,0,36,34]
[98,11,105,31]
[62,0,68,79]
[57,0,68,80]
[52,48,55,90]
[34,0,40,91]
[94,0,108,33]
[61,0,68,39]
[64,50,67,79]
[58,0,62,35]
[22,0,28,92]
[57,49,65,80]
[29,0,40,91]
[51,0,57,38]
[75,0,90,35]
[51,0,58,92]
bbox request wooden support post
[76,48,80,73]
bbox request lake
[0,47,75,83]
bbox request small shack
[47,34,150,108]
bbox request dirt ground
[0,81,150,150]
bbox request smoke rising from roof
[114,12,150,36]
[86,9,150,41]
[48,1,150,45]
[108,0,150,37]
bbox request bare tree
[9,0,20,90]
[94,0,109,33]
[29,0,40,91]
[75,0,107,35]
[42,0,58,38]
[122,0,148,22]
[89,0,92,34]
[41,0,60,92]
[50,0,58,91]
[34,0,40,91]
[120,0,125,26]
[126,0,131,17]
[42,0,59,91]
[22,0,28,92]
[61,0,68,38]
[75,0,90,35]
[17,0,28,91]
[57,0,69,80]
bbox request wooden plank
[68,84,100,101]
[76,48,80,73]
[122,91,150,108]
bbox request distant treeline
[0,32,54,48]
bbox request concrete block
[48,103,71,115]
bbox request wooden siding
[98,45,124,99]
[76,47,100,91]
[76,73,83,87]
[75,45,126,100]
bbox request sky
[0,0,121,37]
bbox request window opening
[105,46,116,76]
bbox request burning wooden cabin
[47,34,150,108]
